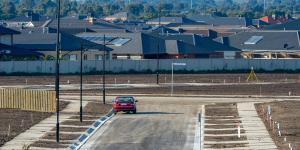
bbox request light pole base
[56,123,60,143]
[80,106,83,122]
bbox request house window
[69,54,77,61]
[95,54,103,60]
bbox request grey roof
[105,12,128,19]
[12,27,110,51]
[8,12,50,22]
[147,17,198,24]
[47,17,126,34]
[262,19,300,30]
[214,31,300,51]
[152,34,238,53]
[6,13,52,27]
[115,21,151,32]
[0,26,20,35]
[76,32,162,55]
[0,43,42,56]
[189,15,252,26]
[147,26,180,35]
[77,31,238,56]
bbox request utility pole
[156,8,161,85]
[55,0,61,143]
[102,34,106,104]
[80,44,83,122]
[191,0,193,9]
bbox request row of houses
[1,11,300,61]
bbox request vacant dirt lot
[31,102,112,149]
[61,82,300,96]
[0,101,69,147]
[2,74,300,96]
[0,73,299,85]
[205,103,248,149]
[256,101,300,149]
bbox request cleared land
[0,73,299,85]
[0,101,69,147]
[1,74,300,96]
[256,101,300,149]
[30,102,112,149]
[204,103,249,149]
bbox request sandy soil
[0,73,299,85]
[30,102,112,149]
[0,101,69,147]
[255,101,300,149]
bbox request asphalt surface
[81,98,204,150]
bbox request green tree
[1,0,16,19]
[126,4,144,19]
[144,4,156,19]
[22,0,35,10]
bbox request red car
[113,96,137,114]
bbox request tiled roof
[13,27,110,51]
[214,31,300,51]
[0,26,20,35]
[0,43,42,56]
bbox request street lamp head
[172,63,186,66]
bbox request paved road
[82,98,204,150]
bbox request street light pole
[171,63,186,96]
[171,63,174,96]
[80,45,83,122]
[156,44,160,84]
[156,7,161,85]
[102,34,106,104]
[55,0,61,143]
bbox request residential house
[76,31,238,59]
[260,16,289,25]
[0,26,42,59]
[214,31,300,59]
[170,15,253,37]
[12,27,111,60]
[5,11,51,28]
[104,12,128,22]
[262,19,300,30]
[146,17,200,25]
[46,15,128,34]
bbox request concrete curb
[69,109,115,150]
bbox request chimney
[221,37,229,46]
[208,29,218,39]
[88,17,94,24]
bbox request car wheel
[133,109,136,114]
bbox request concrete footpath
[237,102,277,150]
[0,100,88,150]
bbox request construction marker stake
[7,124,11,136]
[237,122,241,138]
[268,105,271,115]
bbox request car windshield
[117,97,134,103]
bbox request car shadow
[134,112,183,115]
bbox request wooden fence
[0,88,56,112]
